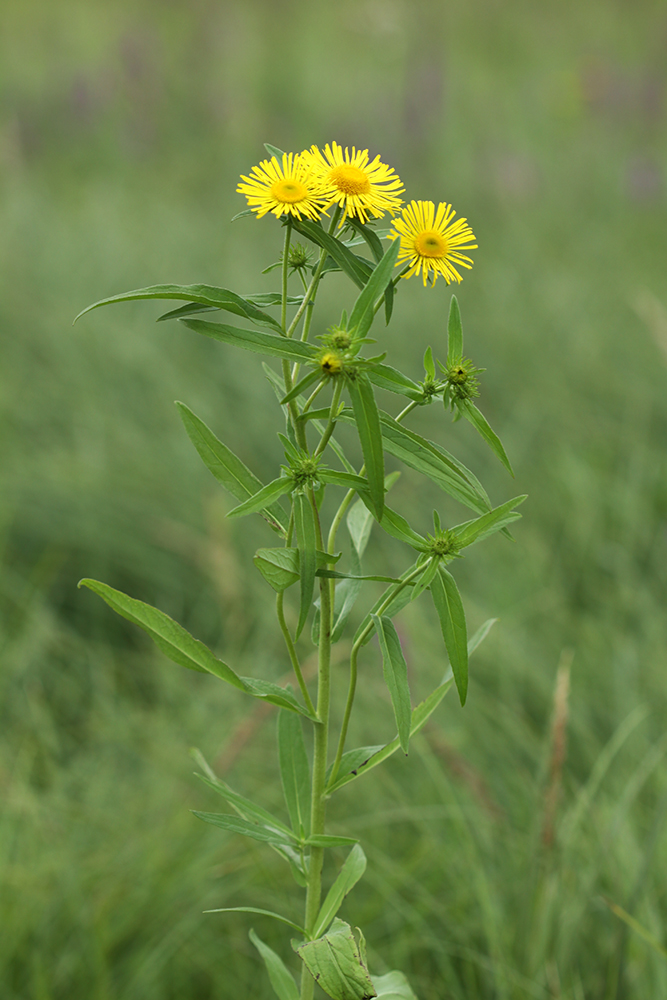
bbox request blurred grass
[1,0,667,997]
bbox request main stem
[300,496,333,1000]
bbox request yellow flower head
[389,200,477,286]
[237,152,328,221]
[303,142,404,225]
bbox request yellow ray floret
[389,200,477,286]
[303,142,404,225]
[237,152,328,221]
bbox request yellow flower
[303,142,404,225]
[389,200,477,286]
[237,152,328,221]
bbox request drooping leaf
[377,507,427,550]
[181,318,317,364]
[371,615,412,754]
[313,845,367,939]
[294,919,376,1000]
[227,477,293,519]
[250,929,300,1000]
[430,567,468,705]
[157,302,221,322]
[447,295,463,364]
[346,374,385,520]
[293,492,319,639]
[278,710,311,839]
[346,219,384,262]
[192,811,296,847]
[195,772,293,837]
[292,219,372,288]
[205,907,306,937]
[254,547,301,591]
[457,399,514,476]
[452,495,527,548]
[348,240,400,340]
[177,402,288,535]
[326,676,455,794]
[372,971,419,1000]
[367,365,422,401]
[78,579,248,688]
[240,677,319,721]
[75,283,284,334]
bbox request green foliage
[294,919,376,1000]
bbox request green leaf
[326,677,455,794]
[348,240,400,340]
[280,370,322,405]
[227,477,293,519]
[313,845,367,938]
[346,219,384,262]
[319,469,371,494]
[352,562,421,648]
[264,143,286,159]
[371,615,412,754]
[372,971,419,1000]
[75,283,284,334]
[278,710,311,839]
[78,579,248,688]
[377,507,427,550]
[447,295,463,364]
[304,835,359,848]
[239,677,319,721]
[176,402,288,535]
[410,557,440,601]
[294,919,376,1000]
[254,547,301,591]
[195,772,293,837]
[346,374,385,520]
[347,498,373,558]
[157,302,221,322]
[292,219,372,289]
[468,617,498,655]
[430,567,468,705]
[293,493,319,639]
[181,318,317,364]
[367,365,423,401]
[192,811,296,847]
[205,908,306,937]
[330,547,363,643]
[250,929,300,1000]
[423,346,435,380]
[457,399,514,476]
[452,495,527,548]
[316,570,402,584]
[246,292,303,307]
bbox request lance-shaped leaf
[348,240,400,340]
[313,845,367,939]
[468,617,498,654]
[176,402,288,535]
[206,907,306,937]
[158,292,302,322]
[371,615,412,754]
[78,579,247,688]
[278,710,311,839]
[181,318,317,364]
[457,399,514,476]
[195,772,293,838]
[78,580,318,719]
[377,508,427,550]
[352,561,422,648]
[250,929,300,1000]
[293,492,319,638]
[264,142,286,158]
[292,219,372,288]
[280,370,322,405]
[227,477,293,519]
[304,834,359,848]
[246,292,304,307]
[294,919,376,1000]
[367,365,423,401]
[372,971,419,1000]
[326,676,455,794]
[347,498,373,558]
[319,469,371,494]
[192,811,296,847]
[346,374,385,520]
[447,295,463,364]
[74,283,284,334]
[347,219,384,263]
[410,557,440,601]
[452,495,527,549]
[430,567,468,705]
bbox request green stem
[395,399,419,422]
[281,222,292,335]
[327,562,424,789]
[314,380,343,459]
[300,379,327,417]
[276,591,316,717]
[300,491,333,1000]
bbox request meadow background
[1,1,667,997]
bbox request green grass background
[1,1,667,997]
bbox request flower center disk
[329,165,372,196]
[414,230,448,258]
[271,179,309,204]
